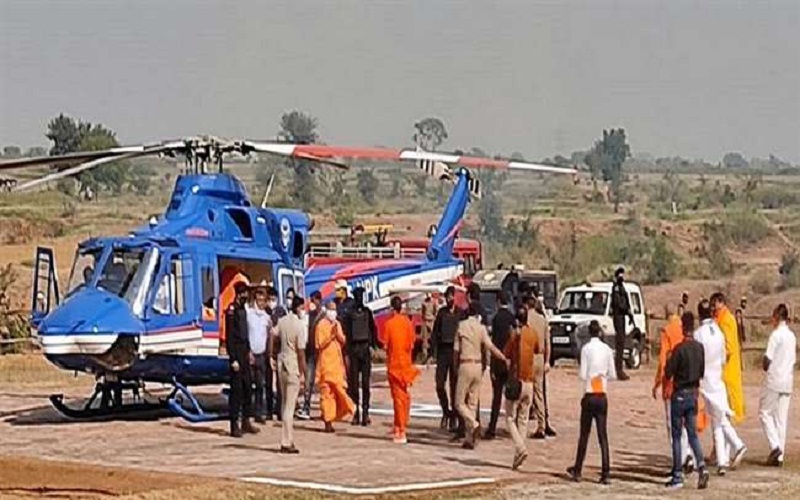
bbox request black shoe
[361,414,370,426]
[450,431,466,442]
[697,468,709,490]
[599,476,611,486]
[279,445,300,454]
[545,426,557,437]
[566,466,581,482]
[230,422,242,438]
[483,430,496,440]
[618,372,630,381]
[439,415,448,429]
[531,430,546,440]
[254,416,266,424]
[462,441,475,450]
[767,447,782,466]
[351,413,361,426]
[242,420,260,434]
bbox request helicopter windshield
[96,247,159,313]
[66,247,102,297]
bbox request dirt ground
[1,355,798,499]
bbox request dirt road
[0,356,797,498]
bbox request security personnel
[610,267,633,381]
[334,279,355,330]
[344,287,377,426]
[454,300,509,449]
[431,286,462,430]
[226,282,260,437]
[485,290,516,439]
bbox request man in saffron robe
[710,293,745,424]
[315,301,355,433]
[385,296,420,444]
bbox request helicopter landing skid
[166,379,222,423]
[49,381,169,420]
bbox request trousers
[613,316,626,374]
[707,401,744,467]
[664,399,694,465]
[487,363,508,433]
[251,352,273,418]
[760,387,791,462]
[456,363,483,445]
[530,356,546,430]
[302,353,317,413]
[229,359,252,424]
[669,389,706,481]
[278,365,300,447]
[435,344,457,417]
[506,381,533,455]
[347,343,372,418]
[573,393,610,478]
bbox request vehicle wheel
[626,340,641,370]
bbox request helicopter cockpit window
[97,249,146,297]
[66,248,102,296]
[153,254,190,316]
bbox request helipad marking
[239,476,496,495]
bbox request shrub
[779,251,800,289]
[749,272,773,295]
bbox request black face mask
[616,276,624,284]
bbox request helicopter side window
[201,266,216,321]
[97,249,145,297]
[153,254,191,315]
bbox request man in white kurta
[694,301,746,474]
[760,304,796,467]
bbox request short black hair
[445,285,456,297]
[468,300,482,318]
[311,291,322,301]
[589,320,602,337]
[697,299,712,321]
[467,282,481,300]
[290,296,305,314]
[286,287,296,297]
[234,282,249,294]
[681,311,695,334]
[775,303,789,322]
[709,292,725,305]
[391,295,403,312]
[614,266,625,278]
[497,290,509,306]
[516,304,528,325]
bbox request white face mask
[267,300,277,310]
[298,310,307,319]
[326,309,337,321]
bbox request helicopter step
[50,380,173,420]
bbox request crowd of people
[221,270,796,489]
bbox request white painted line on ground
[239,476,495,495]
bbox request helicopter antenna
[260,173,275,208]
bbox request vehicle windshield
[559,290,608,315]
[66,247,102,297]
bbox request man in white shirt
[246,287,273,423]
[694,300,746,475]
[567,320,616,485]
[760,304,796,467]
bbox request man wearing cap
[226,282,260,437]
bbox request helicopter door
[31,247,60,327]
[144,252,203,353]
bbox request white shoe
[731,446,747,469]
[393,435,408,444]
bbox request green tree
[356,168,380,205]
[2,146,21,158]
[413,117,448,151]
[584,128,631,213]
[722,152,748,170]
[25,146,47,157]
[46,113,90,156]
[278,110,319,210]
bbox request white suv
[548,282,647,369]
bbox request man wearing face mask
[226,282,260,437]
[610,267,633,381]
[344,286,378,426]
[315,301,355,433]
[431,286,462,431]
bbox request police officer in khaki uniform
[454,300,509,450]
[527,294,552,438]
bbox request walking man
[527,294,553,439]
[246,286,273,423]
[664,312,710,490]
[760,304,795,467]
[695,299,747,475]
[567,320,615,485]
[226,282,259,437]
[273,296,307,454]
[485,291,515,440]
[610,267,633,381]
[431,286,462,431]
[504,305,541,470]
[454,301,509,450]
[710,293,745,424]
[344,287,377,426]
[385,296,420,444]
[300,291,323,420]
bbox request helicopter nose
[38,289,144,355]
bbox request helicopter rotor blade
[12,151,145,192]
[0,146,146,172]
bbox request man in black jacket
[610,267,633,381]
[345,287,377,426]
[664,312,709,490]
[485,290,516,439]
[431,286,462,430]
[226,282,260,437]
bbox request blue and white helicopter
[0,137,574,421]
